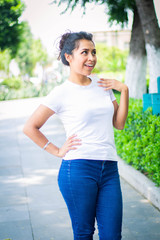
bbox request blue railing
[143,76,160,115]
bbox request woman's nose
[88,53,95,60]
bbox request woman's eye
[82,51,88,55]
[92,50,96,55]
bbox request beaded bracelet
[43,141,51,150]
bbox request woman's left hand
[97,78,127,92]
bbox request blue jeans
[58,159,123,240]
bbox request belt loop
[102,160,105,171]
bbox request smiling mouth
[84,64,94,67]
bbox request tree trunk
[125,7,147,99]
[135,0,160,93]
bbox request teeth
[85,64,93,67]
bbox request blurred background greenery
[0,41,130,100]
[0,0,130,100]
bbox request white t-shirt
[42,75,118,161]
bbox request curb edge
[118,156,160,211]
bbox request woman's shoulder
[48,80,68,95]
[89,74,116,100]
[42,81,68,112]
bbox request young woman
[23,31,129,240]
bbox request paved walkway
[0,97,160,240]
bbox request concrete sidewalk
[0,97,160,240]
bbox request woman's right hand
[57,134,82,158]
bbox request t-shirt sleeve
[109,89,116,102]
[41,87,60,113]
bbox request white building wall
[92,30,131,50]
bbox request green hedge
[2,77,23,89]
[0,82,56,101]
[114,93,160,186]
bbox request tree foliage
[15,22,48,76]
[54,0,136,26]
[31,39,48,67]
[104,0,135,26]
[0,0,25,56]
[0,49,11,73]
[15,21,33,76]
[0,19,49,77]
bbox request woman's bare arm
[112,85,129,130]
[23,104,81,157]
[98,78,129,130]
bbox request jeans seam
[68,160,80,240]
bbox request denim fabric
[58,159,123,240]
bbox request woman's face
[66,39,97,76]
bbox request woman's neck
[68,73,91,86]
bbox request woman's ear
[65,53,72,64]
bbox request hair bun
[59,32,71,51]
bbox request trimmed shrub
[114,93,160,186]
[2,77,22,90]
[0,81,56,101]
